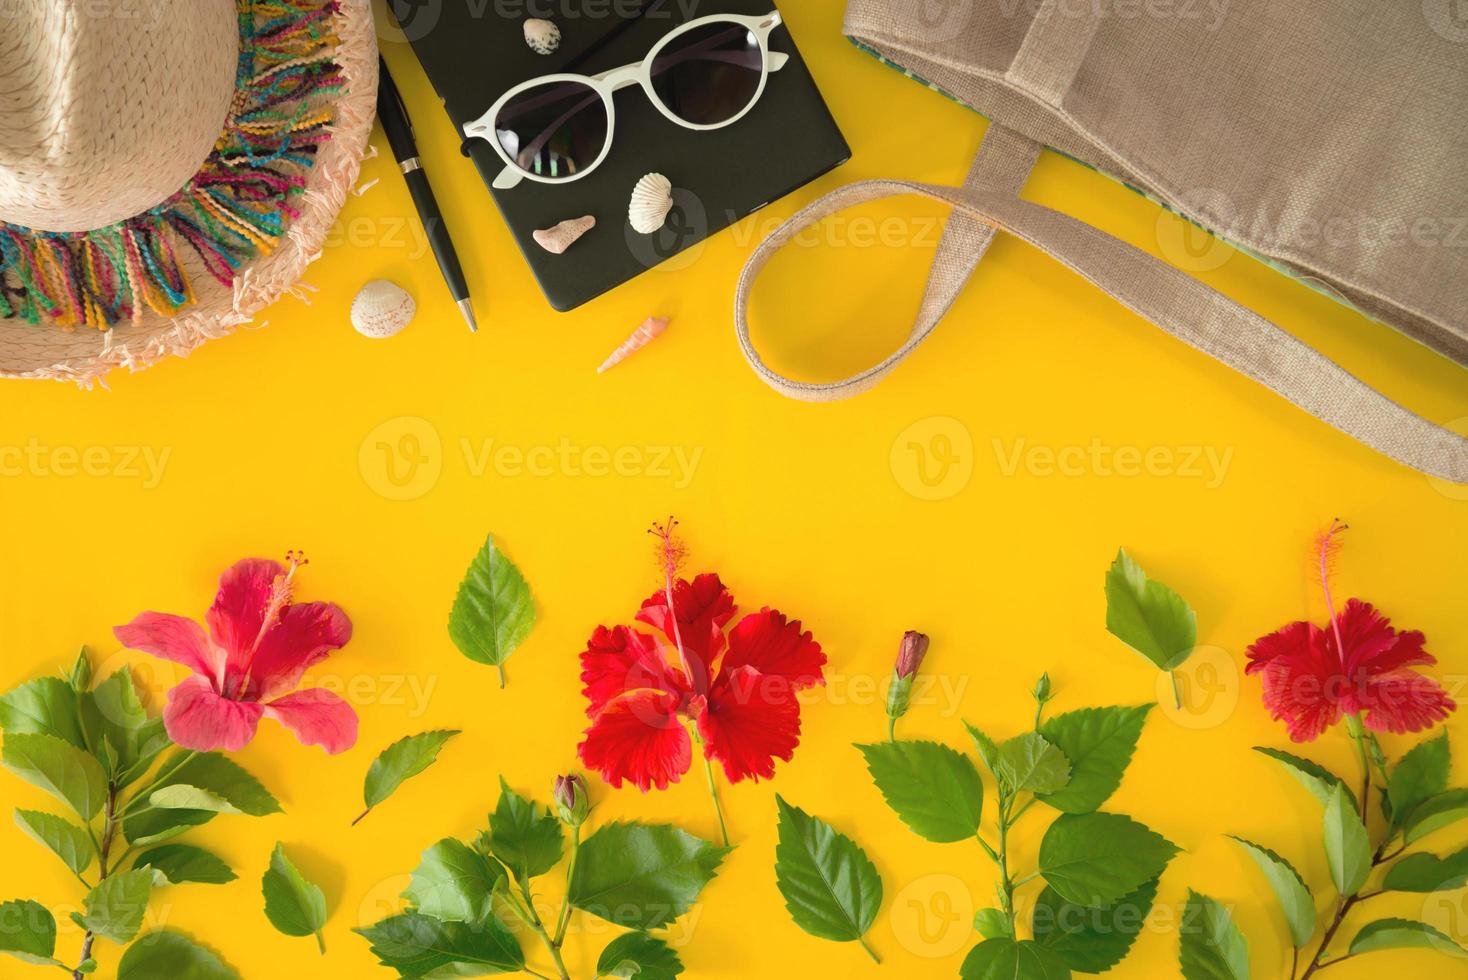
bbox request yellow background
[1,1,1466,978]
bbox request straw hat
[0,0,378,383]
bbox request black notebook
[394,0,850,311]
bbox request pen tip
[457,299,478,333]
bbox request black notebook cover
[395,0,850,311]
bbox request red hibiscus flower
[577,522,825,842]
[114,554,357,755]
[1245,524,1454,742]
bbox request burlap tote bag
[734,0,1468,483]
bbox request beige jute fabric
[735,0,1468,482]
[0,0,379,384]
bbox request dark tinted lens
[650,22,764,126]
[494,81,608,180]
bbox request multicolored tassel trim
[0,0,345,330]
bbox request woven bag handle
[732,123,1468,483]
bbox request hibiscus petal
[248,602,353,701]
[699,666,802,783]
[162,675,264,752]
[114,613,225,686]
[637,573,735,672]
[578,691,689,791]
[718,609,825,691]
[1257,661,1341,742]
[1331,599,1402,674]
[580,625,685,717]
[206,558,285,666]
[263,688,359,755]
[1245,620,1316,674]
[1359,672,1456,736]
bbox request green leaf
[117,931,239,980]
[596,932,683,980]
[133,844,236,886]
[488,777,564,881]
[1254,748,1355,811]
[998,732,1072,795]
[15,809,94,876]
[1033,877,1157,973]
[448,535,536,685]
[1038,812,1178,908]
[0,899,58,965]
[1104,549,1197,671]
[126,751,280,838]
[0,676,85,747]
[123,807,216,848]
[965,723,1002,776]
[570,821,729,930]
[402,838,503,923]
[2,731,107,819]
[359,730,460,822]
[354,912,524,976]
[857,740,984,843]
[1388,732,1450,828]
[1405,789,1468,844]
[772,796,882,945]
[79,669,163,782]
[1229,838,1314,948]
[1382,847,1468,892]
[1037,706,1153,814]
[1179,891,1249,980]
[1349,918,1466,957]
[974,909,1014,940]
[1323,785,1371,896]
[67,648,93,691]
[960,938,1072,979]
[82,868,156,943]
[262,843,328,952]
[150,784,241,813]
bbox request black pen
[376,57,477,332]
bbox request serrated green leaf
[15,809,93,876]
[1382,847,1468,892]
[0,676,85,747]
[1039,813,1178,909]
[1037,706,1152,814]
[1324,785,1371,896]
[773,796,882,946]
[0,899,58,965]
[1349,918,1466,957]
[570,821,728,930]
[82,868,155,943]
[1104,549,1197,671]
[79,669,162,783]
[998,732,1071,795]
[857,740,984,843]
[133,844,236,886]
[403,838,503,923]
[117,931,239,979]
[1179,891,1249,980]
[151,785,241,813]
[488,777,564,881]
[262,844,328,952]
[1033,877,1157,973]
[1388,732,1450,829]
[960,938,1071,979]
[974,909,1013,940]
[1405,789,1468,844]
[596,932,683,980]
[965,723,1002,776]
[1254,748,1355,811]
[354,912,524,976]
[2,731,107,819]
[359,730,460,821]
[1229,838,1314,948]
[448,535,536,685]
[122,808,215,848]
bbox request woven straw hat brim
[0,0,379,384]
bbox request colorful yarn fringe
[0,0,344,330]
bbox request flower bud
[553,773,590,827]
[1032,672,1052,704]
[895,631,929,680]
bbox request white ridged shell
[628,173,673,234]
[350,279,415,339]
[524,18,561,55]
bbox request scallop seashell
[524,18,561,55]
[533,214,596,255]
[350,279,415,339]
[628,173,674,234]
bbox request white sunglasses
[466,11,788,190]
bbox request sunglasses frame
[466,11,788,190]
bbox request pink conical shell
[533,214,596,254]
[597,316,670,374]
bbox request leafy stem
[551,825,581,947]
[507,877,570,980]
[699,744,730,847]
[73,782,119,980]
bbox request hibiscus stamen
[650,519,698,686]
[1316,521,1350,666]
[233,550,307,699]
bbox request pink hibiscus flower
[114,554,357,754]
